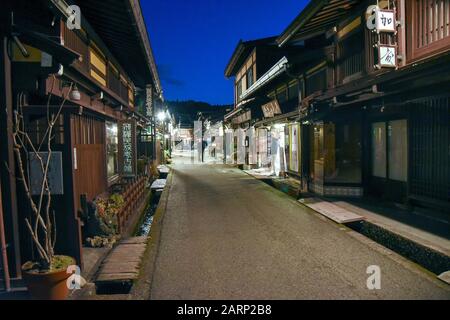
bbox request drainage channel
[346,220,450,276]
[95,190,163,296]
[135,194,160,237]
[253,172,450,278]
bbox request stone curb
[128,169,174,300]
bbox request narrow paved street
[150,163,450,300]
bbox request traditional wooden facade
[0,0,162,290]
[224,37,295,166]
[225,0,450,213]
[277,0,450,210]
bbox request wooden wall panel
[71,114,107,208]
[61,22,90,72]
[74,144,107,201]
[407,0,450,62]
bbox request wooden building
[0,0,162,290]
[224,37,294,167]
[225,0,450,212]
[277,0,450,210]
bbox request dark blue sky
[141,0,310,105]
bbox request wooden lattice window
[89,44,107,87]
[337,29,365,84]
[407,0,450,61]
[306,65,327,97]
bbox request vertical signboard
[209,122,224,162]
[225,129,234,164]
[257,128,268,167]
[247,127,256,165]
[194,121,203,164]
[122,122,133,173]
[290,124,299,173]
[119,120,137,176]
[146,85,153,118]
[237,128,245,165]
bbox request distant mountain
[167,100,233,128]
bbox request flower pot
[22,256,76,300]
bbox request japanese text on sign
[379,46,397,68]
[375,9,396,32]
[122,123,133,174]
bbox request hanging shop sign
[375,9,396,33]
[378,45,397,68]
[366,4,399,69]
[366,6,396,33]
[232,110,251,124]
[261,100,281,118]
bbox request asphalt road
[150,163,450,299]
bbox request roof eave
[276,0,329,47]
[225,36,279,77]
[224,40,244,78]
[127,0,162,94]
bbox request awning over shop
[240,57,288,100]
[224,97,256,122]
[224,107,243,121]
[254,110,299,127]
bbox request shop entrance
[369,119,408,202]
[308,119,363,197]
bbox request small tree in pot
[12,79,76,300]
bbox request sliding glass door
[371,120,408,181]
[370,119,408,199]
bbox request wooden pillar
[397,0,407,67]
[64,112,83,268]
[0,36,22,279]
[0,178,11,290]
[152,95,158,162]
[146,85,155,161]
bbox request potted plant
[12,81,76,300]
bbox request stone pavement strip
[149,163,450,300]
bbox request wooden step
[300,198,365,224]
[95,237,148,288]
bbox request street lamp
[157,111,166,122]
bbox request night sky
[141,0,310,105]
